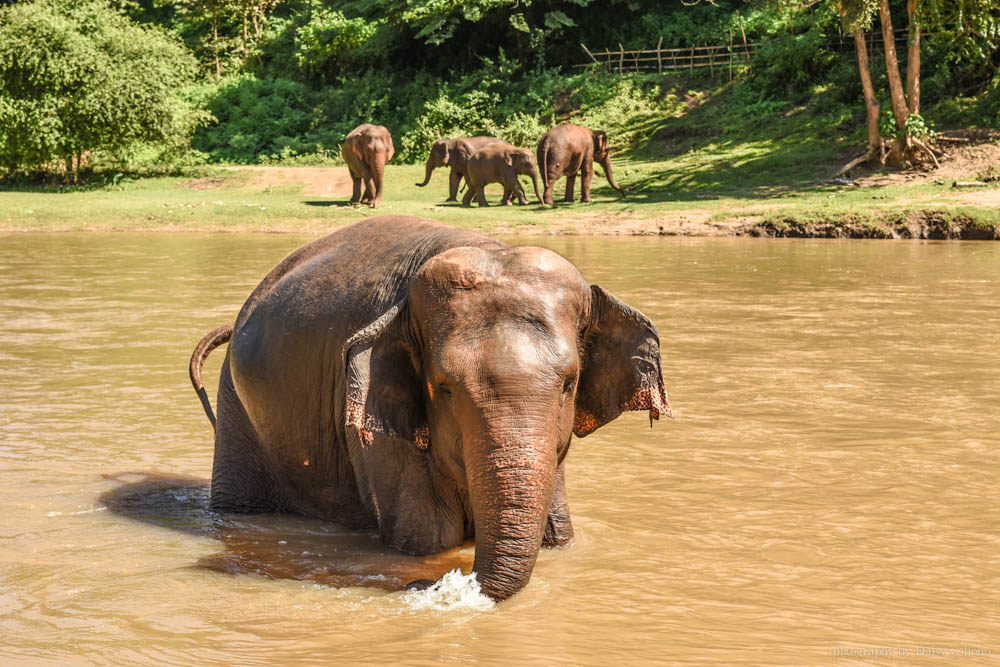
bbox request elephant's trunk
[415,159,435,187]
[467,435,555,601]
[600,155,626,199]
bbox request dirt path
[220,165,354,197]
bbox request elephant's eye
[438,384,453,397]
[562,378,576,394]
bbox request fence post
[729,30,734,80]
[738,11,750,67]
[657,36,663,74]
[618,42,624,74]
[581,43,598,64]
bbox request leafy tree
[0,0,208,179]
[834,0,999,169]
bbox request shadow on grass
[99,471,472,591]
[603,80,860,202]
[303,200,355,207]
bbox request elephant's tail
[189,323,233,429]
[537,137,550,196]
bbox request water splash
[401,569,494,612]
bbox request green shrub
[0,0,207,178]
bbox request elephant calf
[462,144,543,207]
[342,123,394,209]
[189,217,671,601]
[537,123,626,204]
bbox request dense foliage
[0,0,207,177]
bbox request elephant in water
[415,136,504,201]
[537,123,626,204]
[189,217,671,601]
[342,123,394,208]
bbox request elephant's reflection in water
[99,472,474,591]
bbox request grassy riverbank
[3,155,999,238]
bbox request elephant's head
[591,130,626,199]
[416,139,451,187]
[343,246,669,600]
[506,148,543,204]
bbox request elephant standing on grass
[342,123,394,208]
[537,123,626,204]
[462,144,543,207]
[189,217,671,601]
[415,136,504,201]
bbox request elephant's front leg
[511,180,528,206]
[448,169,462,202]
[475,185,489,207]
[461,180,476,207]
[564,171,577,203]
[580,162,595,203]
[349,172,362,203]
[361,176,375,205]
[542,463,574,547]
[501,186,513,206]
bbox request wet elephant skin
[194,216,670,600]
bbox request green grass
[2,161,998,235]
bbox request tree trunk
[853,28,883,161]
[878,0,911,162]
[906,0,921,114]
[212,11,221,77]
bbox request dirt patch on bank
[851,129,1000,187]
[187,166,353,197]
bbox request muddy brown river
[1,233,997,665]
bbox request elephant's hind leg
[564,171,577,203]
[210,361,284,514]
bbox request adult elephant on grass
[462,144,542,207]
[537,123,626,204]
[415,136,504,201]
[189,217,671,601]
[342,123,394,208]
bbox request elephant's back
[236,217,500,335]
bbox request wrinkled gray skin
[415,136,504,201]
[537,123,626,204]
[194,217,670,601]
[342,123,394,208]
[462,144,543,207]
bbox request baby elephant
[342,123,394,209]
[462,144,542,207]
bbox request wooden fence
[578,27,919,76]
[578,38,755,76]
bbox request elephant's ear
[573,285,671,438]
[343,300,429,450]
